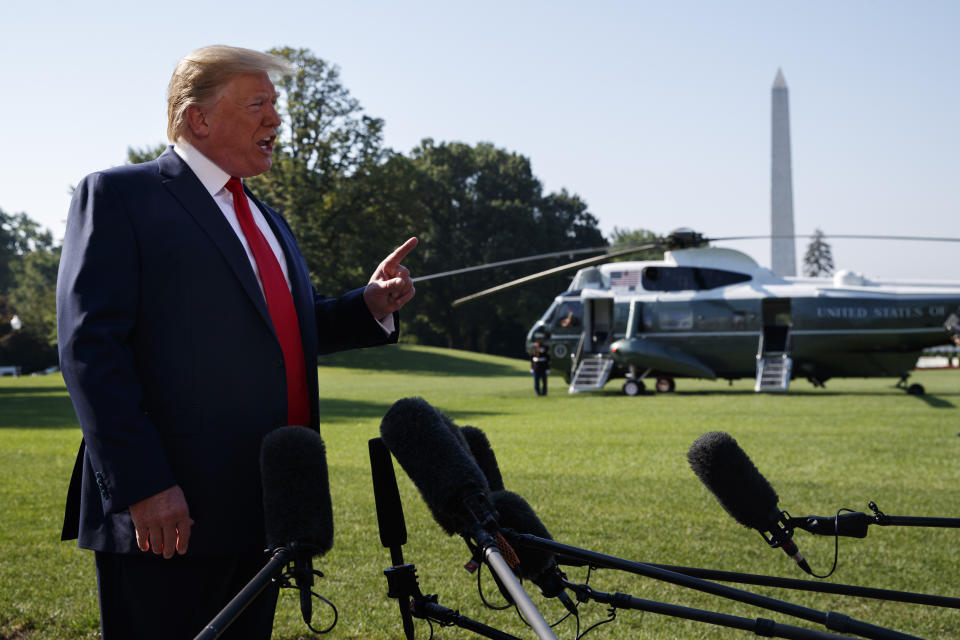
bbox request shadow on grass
[913,394,956,409]
[589,387,960,404]
[318,345,524,377]
[0,386,69,396]
[0,395,78,429]
[316,397,509,424]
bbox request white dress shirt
[174,141,291,296]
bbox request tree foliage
[403,140,606,355]
[0,209,54,292]
[247,47,390,294]
[242,47,607,357]
[127,144,168,165]
[803,227,835,277]
[0,208,59,371]
[609,227,665,262]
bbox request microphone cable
[275,566,339,634]
[472,549,590,632]
[803,507,857,580]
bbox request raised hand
[363,237,418,320]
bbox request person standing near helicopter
[530,339,551,396]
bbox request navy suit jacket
[57,147,396,555]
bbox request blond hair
[166,45,294,142]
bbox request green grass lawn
[2,345,959,639]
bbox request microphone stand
[787,502,960,538]
[563,581,859,640]
[645,564,960,610]
[195,544,332,640]
[370,438,535,640]
[369,438,416,640]
[384,562,523,640]
[504,531,920,640]
[466,522,559,640]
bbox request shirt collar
[173,139,233,196]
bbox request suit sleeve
[57,172,176,514]
[313,287,399,355]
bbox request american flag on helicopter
[610,270,641,289]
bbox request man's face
[193,71,280,178]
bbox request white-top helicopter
[439,229,960,396]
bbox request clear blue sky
[2,0,957,279]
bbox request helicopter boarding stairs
[568,294,617,393]
[569,354,615,393]
[755,326,793,392]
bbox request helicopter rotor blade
[413,246,609,283]
[708,234,960,243]
[444,232,960,307]
[451,242,661,307]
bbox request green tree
[9,246,61,346]
[127,143,168,164]
[609,227,664,261]
[0,208,59,371]
[803,228,834,277]
[248,46,390,294]
[404,140,606,355]
[0,208,54,293]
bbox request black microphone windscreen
[687,431,779,531]
[461,426,506,492]
[260,426,334,555]
[438,411,473,456]
[490,490,554,580]
[380,397,490,535]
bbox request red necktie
[225,177,310,427]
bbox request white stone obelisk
[771,68,797,277]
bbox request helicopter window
[642,311,655,331]
[732,310,747,330]
[642,266,750,291]
[658,308,694,330]
[613,303,631,335]
[551,300,583,332]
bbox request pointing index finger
[384,237,418,269]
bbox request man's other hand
[129,485,194,559]
[363,237,418,320]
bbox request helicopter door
[588,297,614,353]
[761,298,792,352]
[756,298,793,392]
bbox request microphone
[491,490,578,617]
[379,397,495,537]
[687,431,812,575]
[369,438,408,551]
[368,437,415,640]
[438,411,474,456]
[460,425,506,492]
[261,426,334,627]
[380,398,558,640]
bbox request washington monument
[771,68,797,277]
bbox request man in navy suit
[57,45,417,639]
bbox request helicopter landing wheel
[907,383,925,396]
[622,380,645,396]
[655,377,675,393]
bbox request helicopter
[442,229,960,396]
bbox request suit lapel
[156,148,273,331]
